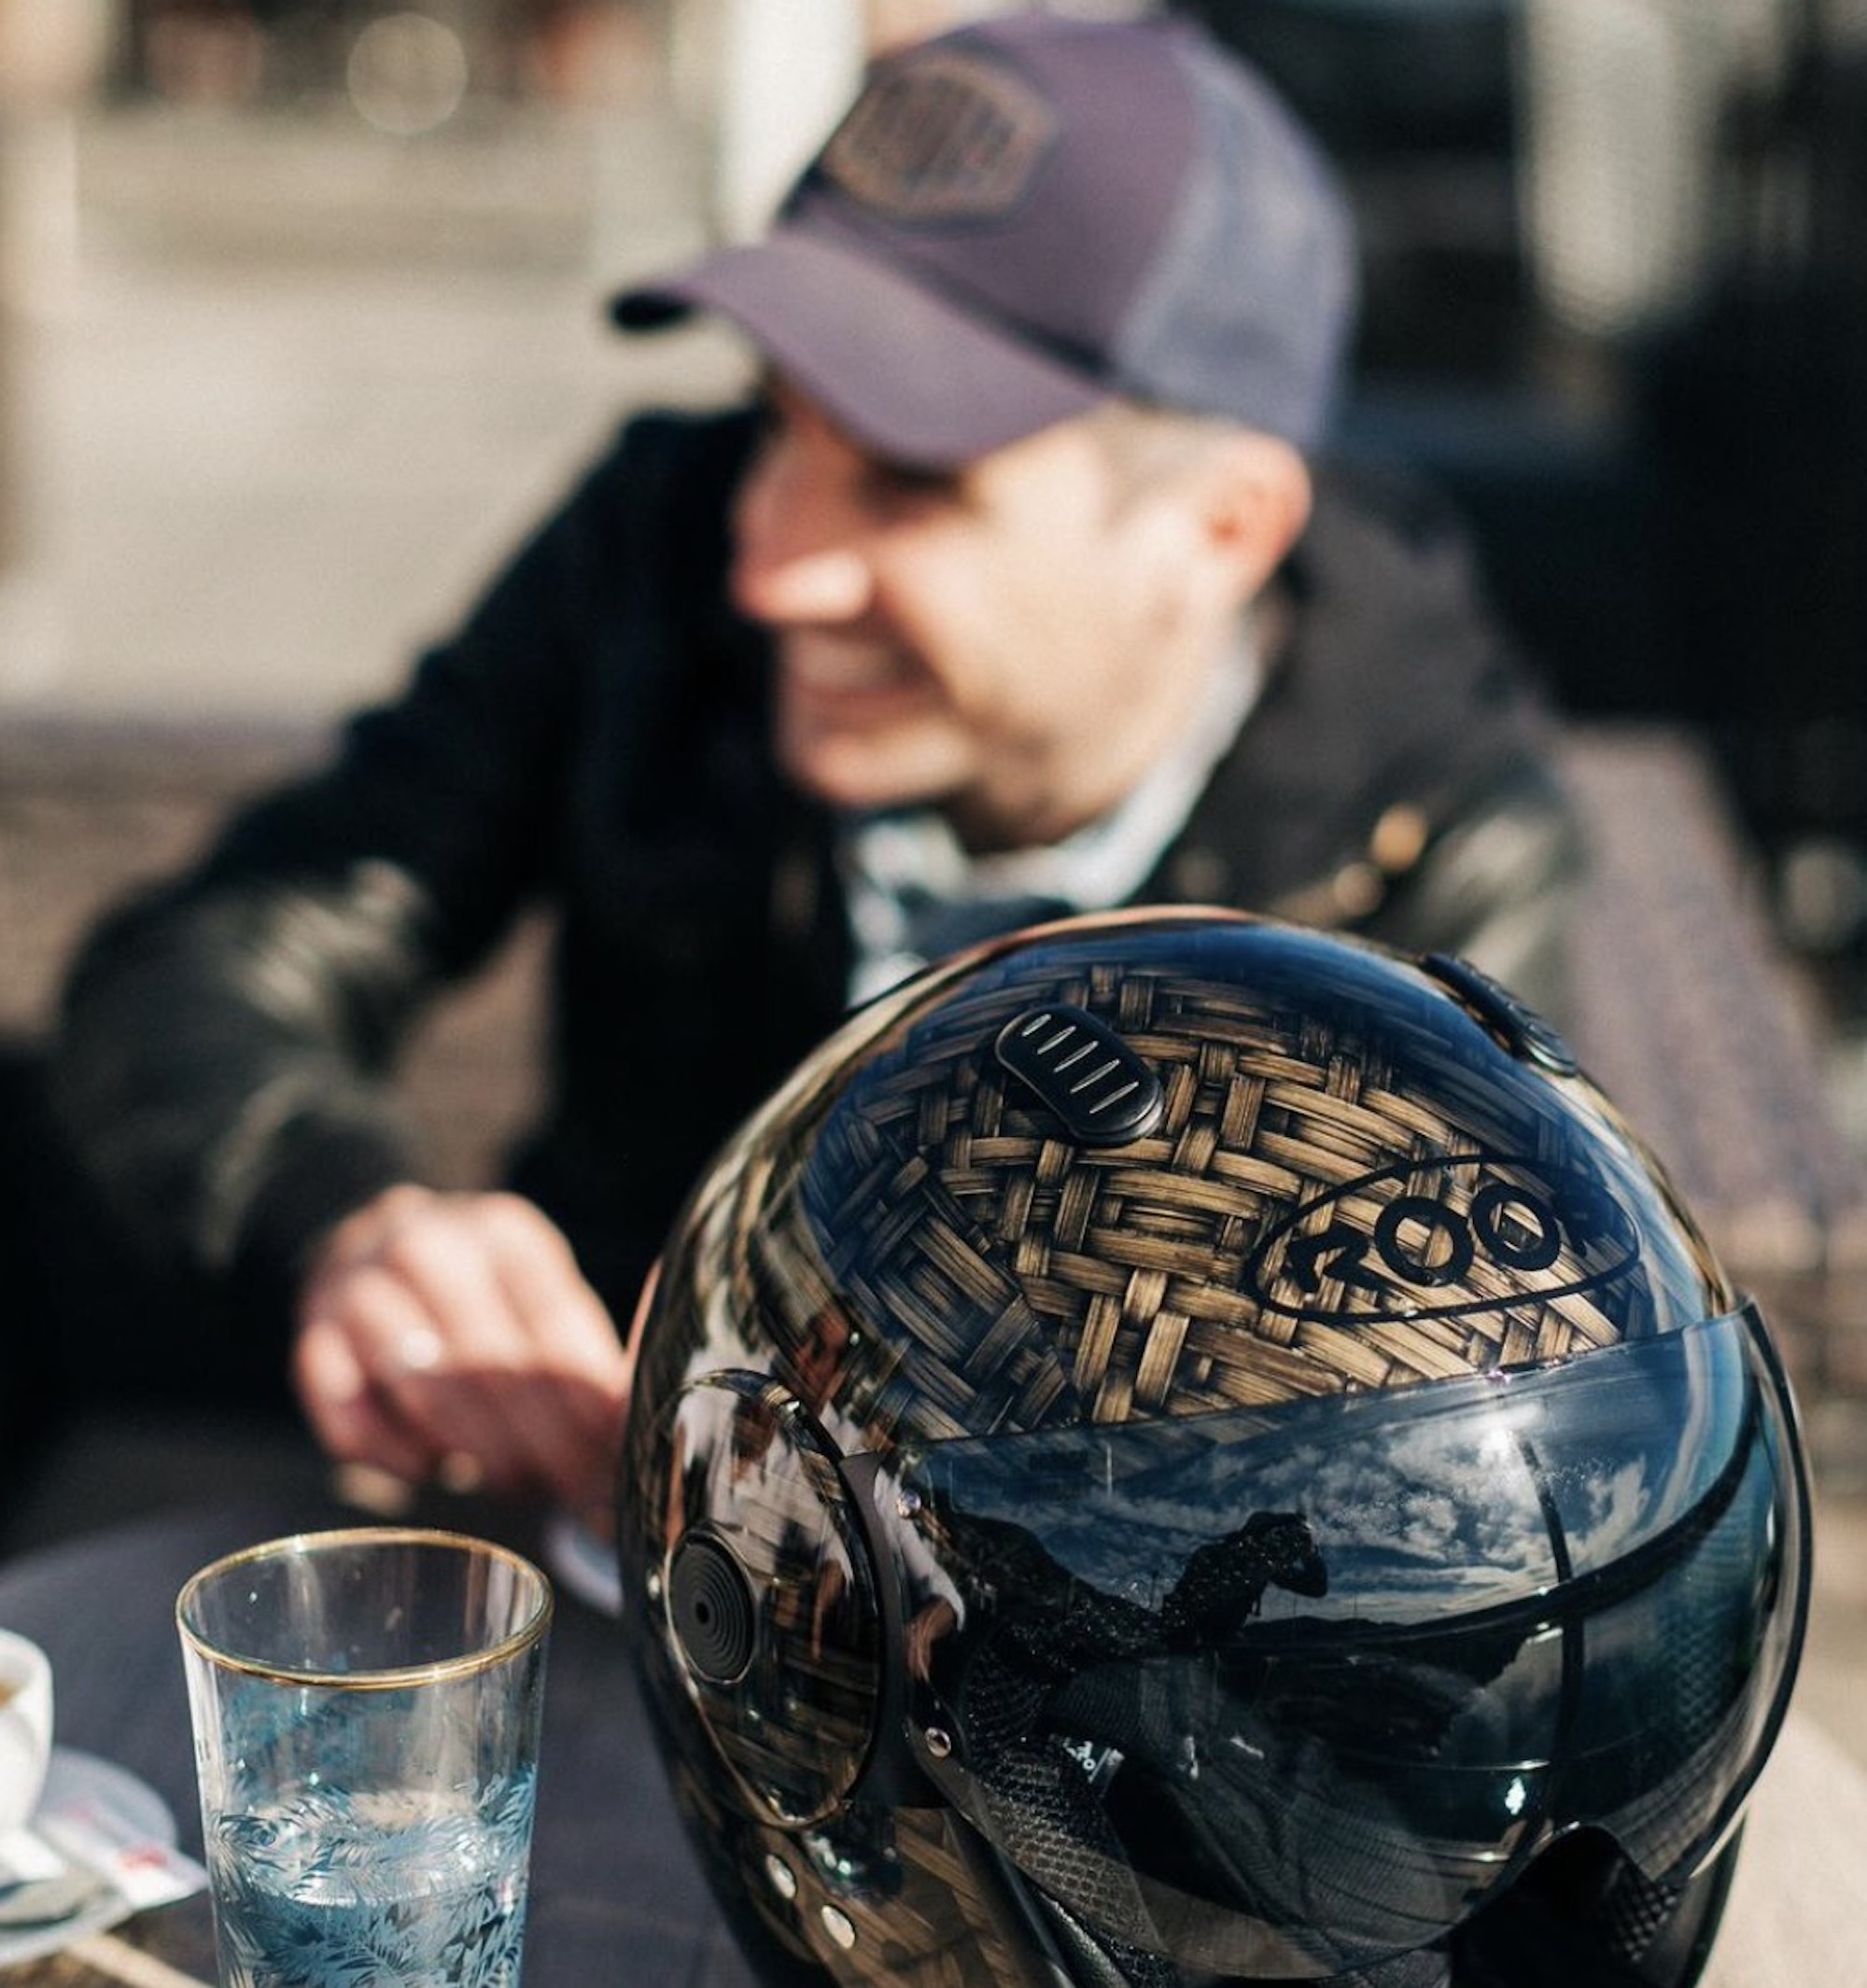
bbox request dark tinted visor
[891,1306,1809,1978]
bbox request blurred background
[3,1,1867,1030]
[3,0,1867,1379]
[0,3,1863,1330]
[3,0,1867,1752]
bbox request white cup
[0,1631,54,1834]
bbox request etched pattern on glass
[207,1769,536,1988]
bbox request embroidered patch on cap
[820,50,1059,223]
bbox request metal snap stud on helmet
[617,911,1810,1988]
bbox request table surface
[0,1503,759,1988]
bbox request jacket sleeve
[49,427,639,1316]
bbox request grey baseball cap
[611,12,1359,467]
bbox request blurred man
[52,12,1579,1510]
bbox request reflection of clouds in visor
[1276,1422,1556,1617]
[1565,1459,1656,1570]
[924,1320,1766,1641]
[1008,1419,1564,1624]
[1564,1323,1737,1572]
[977,1397,1708,1631]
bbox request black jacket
[53,408,1581,1340]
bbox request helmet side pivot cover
[618,910,1811,1988]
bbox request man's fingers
[292,1186,630,1505]
[479,1196,633,1455]
[293,1313,440,1486]
[399,1195,626,1503]
[301,1206,537,1489]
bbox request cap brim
[611,231,1107,469]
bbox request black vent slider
[994,1003,1165,1145]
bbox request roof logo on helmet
[1246,1154,1640,1326]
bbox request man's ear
[1197,432,1313,605]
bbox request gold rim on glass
[175,1526,554,1689]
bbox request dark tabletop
[0,1502,759,1987]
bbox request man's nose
[730,467,875,628]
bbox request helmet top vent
[993,1002,1165,1145]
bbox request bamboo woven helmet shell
[618,910,1809,1987]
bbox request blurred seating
[1559,724,1867,1487]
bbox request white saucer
[0,1749,175,1967]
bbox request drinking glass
[177,1528,551,1988]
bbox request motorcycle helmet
[617,910,1810,1988]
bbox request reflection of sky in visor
[1060,1414,1562,1622]
[923,1315,1759,1631]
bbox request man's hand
[291,1184,632,1513]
